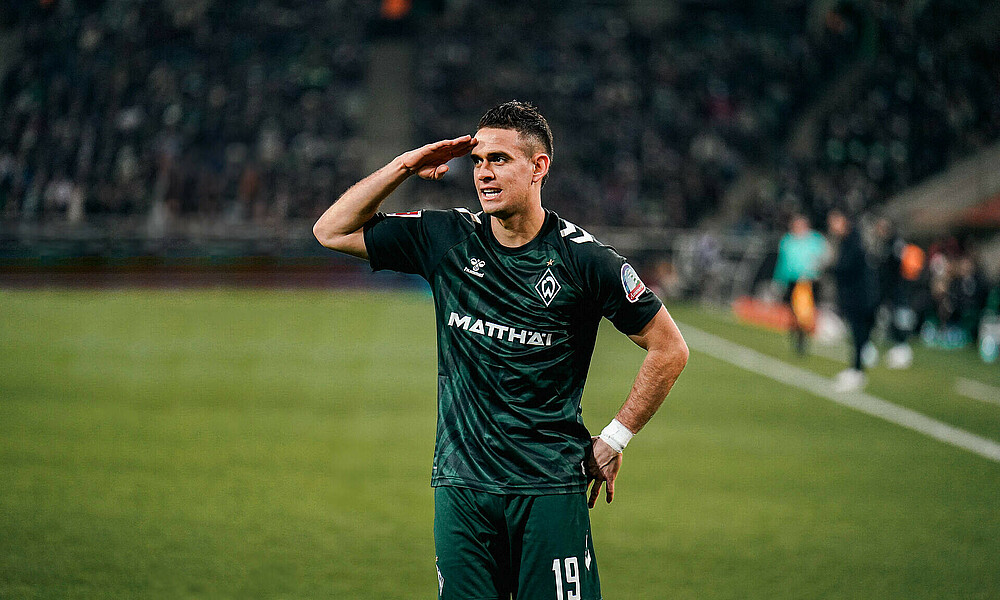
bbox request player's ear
[531,153,550,185]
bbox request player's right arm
[312,135,477,259]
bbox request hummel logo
[464,257,486,278]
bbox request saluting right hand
[399,135,478,180]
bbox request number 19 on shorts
[551,557,580,600]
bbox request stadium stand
[759,0,1000,231]
[3,1,996,234]
[1,1,875,230]
[0,1,997,300]
[0,0,375,227]
[411,2,863,228]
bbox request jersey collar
[484,210,556,255]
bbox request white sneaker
[886,344,913,369]
[861,342,879,369]
[833,368,866,392]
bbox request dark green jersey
[363,208,662,494]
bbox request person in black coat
[827,210,880,391]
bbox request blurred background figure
[827,210,880,391]
[922,239,991,350]
[694,231,723,304]
[980,285,1000,363]
[0,0,998,358]
[651,256,683,301]
[873,216,924,369]
[773,213,828,355]
[951,255,989,343]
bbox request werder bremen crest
[534,268,562,307]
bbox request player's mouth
[480,187,502,200]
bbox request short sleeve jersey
[364,208,662,495]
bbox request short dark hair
[478,100,554,185]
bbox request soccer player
[313,101,689,599]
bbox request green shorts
[433,486,602,600]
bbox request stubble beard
[479,189,529,221]
[482,203,514,220]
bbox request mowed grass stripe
[680,324,1000,463]
[2,290,999,599]
[666,303,1000,443]
[955,377,1000,407]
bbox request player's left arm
[588,306,688,508]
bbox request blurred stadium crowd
[760,0,1000,231]
[1,0,997,232]
[410,1,860,227]
[1,0,375,226]
[0,0,997,355]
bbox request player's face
[827,212,847,237]
[470,128,546,219]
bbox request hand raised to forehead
[400,135,478,180]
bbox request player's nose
[476,163,494,181]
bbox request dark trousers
[843,307,877,371]
[887,280,918,344]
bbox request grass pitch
[1,289,998,599]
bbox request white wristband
[599,418,634,453]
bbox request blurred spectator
[980,286,1000,363]
[693,231,724,303]
[759,1,1000,232]
[827,210,880,391]
[925,245,990,348]
[951,255,989,337]
[651,257,683,301]
[412,2,862,228]
[1,0,996,289]
[0,0,376,227]
[916,236,999,351]
[773,214,828,355]
[872,217,925,368]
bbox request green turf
[667,303,1000,443]
[1,290,998,599]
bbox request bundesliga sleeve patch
[620,263,646,303]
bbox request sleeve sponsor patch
[386,210,421,217]
[620,263,646,303]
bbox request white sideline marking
[955,378,1000,407]
[678,323,1000,464]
